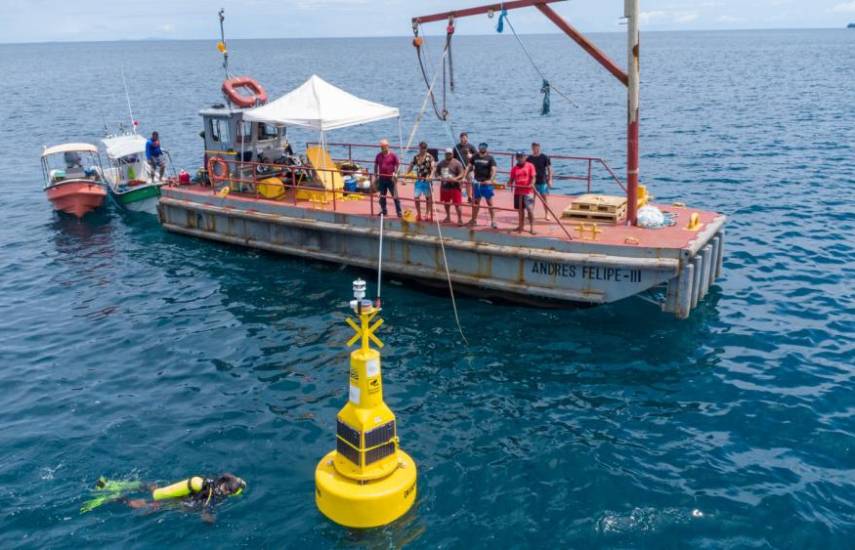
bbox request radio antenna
[120,67,137,134]
[218,9,229,79]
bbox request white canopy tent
[243,74,399,131]
[242,75,403,189]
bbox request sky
[1,0,854,43]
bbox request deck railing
[313,142,626,194]
[203,152,596,240]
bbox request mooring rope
[377,213,384,306]
[433,216,469,346]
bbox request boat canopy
[42,143,98,157]
[242,75,399,131]
[102,134,147,159]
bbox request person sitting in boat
[145,131,166,182]
[437,148,466,225]
[373,138,401,217]
[81,473,246,524]
[64,151,83,170]
[405,141,436,221]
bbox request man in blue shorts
[405,141,436,221]
[527,142,552,220]
[466,142,498,228]
[146,131,167,182]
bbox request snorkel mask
[216,473,246,497]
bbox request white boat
[101,133,166,214]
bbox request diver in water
[82,473,246,524]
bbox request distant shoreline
[0,26,849,46]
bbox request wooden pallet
[562,194,627,223]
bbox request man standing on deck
[405,141,436,221]
[373,139,401,217]
[146,131,166,182]
[509,151,536,234]
[466,142,498,228]
[527,142,552,220]
[453,132,477,172]
[437,148,465,225]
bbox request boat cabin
[40,143,103,189]
[200,105,294,174]
[101,134,149,187]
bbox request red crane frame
[412,0,641,225]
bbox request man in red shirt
[373,139,401,217]
[509,151,536,234]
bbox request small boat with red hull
[41,143,107,218]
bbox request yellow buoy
[315,279,417,528]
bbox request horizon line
[0,26,848,46]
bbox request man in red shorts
[437,148,466,224]
[509,151,536,234]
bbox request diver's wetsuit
[180,477,241,511]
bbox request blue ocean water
[0,28,853,548]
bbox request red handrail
[203,156,576,239]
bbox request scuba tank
[152,476,206,501]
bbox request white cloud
[639,10,699,25]
[716,15,746,24]
[831,1,855,12]
[674,12,700,23]
[158,23,175,33]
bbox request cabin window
[240,123,253,143]
[258,124,278,140]
[211,119,231,144]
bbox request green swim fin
[80,477,143,514]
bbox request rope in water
[377,213,384,305]
[434,215,469,346]
[407,32,469,345]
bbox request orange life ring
[222,77,268,108]
[207,156,229,183]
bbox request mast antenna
[120,67,137,134]
[218,8,229,79]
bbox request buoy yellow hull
[315,450,417,529]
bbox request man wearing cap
[509,151,537,234]
[437,148,465,225]
[373,139,401,217]
[527,142,553,220]
[405,141,436,221]
[466,142,498,228]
